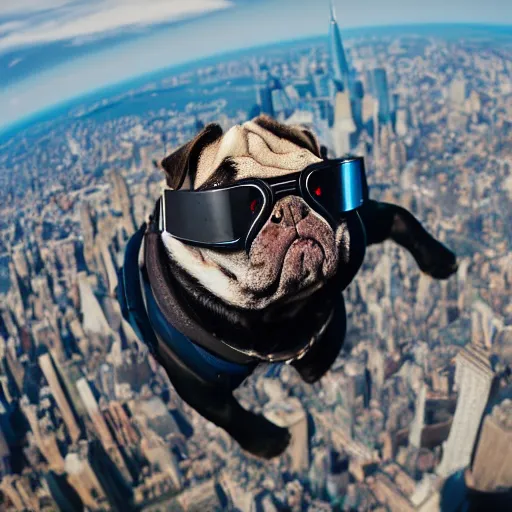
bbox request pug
[119,115,458,460]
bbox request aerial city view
[0,0,511,510]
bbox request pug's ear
[160,123,224,189]
[298,126,323,158]
[252,114,323,158]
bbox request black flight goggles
[160,156,369,253]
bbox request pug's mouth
[245,226,339,299]
[275,236,326,288]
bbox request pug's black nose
[270,196,308,227]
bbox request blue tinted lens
[306,156,368,214]
[338,157,368,211]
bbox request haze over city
[0,1,511,511]
[1,0,511,131]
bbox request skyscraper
[109,169,136,237]
[255,67,276,117]
[0,424,11,478]
[256,84,275,117]
[409,382,427,449]
[264,398,309,474]
[65,449,109,510]
[373,68,391,124]
[313,70,332,98]
[466,399,512,492]
[256,73,293,120]
[436,346,496,477]
[176,479,223,511]
[44,471,84,512]
[449,77,467,110]
[75,378,132,483]
[331,90,357,157]
[77,272,111,336]
[326,450,350,501]
[38,350,82,444]
[328,1,350,92]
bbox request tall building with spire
[328,1,350,92]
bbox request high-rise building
[395,108,409,137]
[389,139,407,171]
[79,201,97,272]
[326,450,350,501]
[219,470,256,511]
[12,246,30,281]
[364,69,375,96]
[471,299,501,350]
[109,170,136,236]
[264,398,309,474]
[0,425,11,478]
[87,439,135,511]
[139,434,182,491]
[333,90,357,133]
[176,479,223,511]
[271,87,292,118]
[256,83,275,117]
[466,399,512,492]
[65,449,109,511]
[328,2,350,92]
[313,70,332,98]
[0,475,42,512]
[77,272,111,336]
[331,90,357,157]
[373,68,391,124]
[38,350,82,444]
[21,399,67,473]
[99,243,119,297]
[257,76,293,119]
[255,68,290,118]
[75,378,132,483]
[436,346,496,477]
[449,77,467,110]
[351,80,364,129]
[409,382,427,449]
[98,363,116,401]
[44,471,85,512]
[361,94,377,126]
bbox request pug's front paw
[415,237,458,280]
[236,416,291,459]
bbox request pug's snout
[270,196,308,227]
[246,194,339,295]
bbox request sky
[0,0,511,132]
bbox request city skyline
[1,0,512,131]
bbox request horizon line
[1,21,511,141]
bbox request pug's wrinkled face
[160,115,351,311]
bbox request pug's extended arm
[357,199,458,279]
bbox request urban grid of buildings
[0,6,511,512]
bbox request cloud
[0,0,233,54]
[8,57,23,67]
[0,0,73,16]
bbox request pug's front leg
[357,199,458,279]
[175,379,291,459]
[156,351,290,459]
